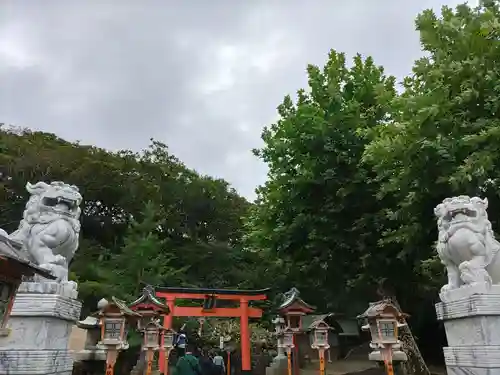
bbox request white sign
[219,336,224,349]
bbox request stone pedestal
[265,355,288,375]
[0,281,82,375]
[436,284,500,375]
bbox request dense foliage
[2,1,500,364]
[247,0,500,361]
[0,126,276,317]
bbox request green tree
[0,126,258,313]
[363,0,500,291]
[245,51,396,312]
[361,1,500,361]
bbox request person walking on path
[212,351,226,375]
[175,329,188,357]
[199,350,217,375]
[174,345,202,375]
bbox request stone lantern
[310,321,330,375]
[310,321,330,350]
[96,297,141,375]
[128,285,170,375]
[280,327,295,375]
[142,319,165,375]
[272,315,286,358]
[358,300,408,375]
[278,287,315,375]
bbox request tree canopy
[246,0,500,361]
[0,126,274,317]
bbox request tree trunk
[388,297,431,375]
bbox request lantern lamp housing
[357,300,409,348]
[144,327,159,348]
[311,323,330,349]
[376,319,398,344]
[96,296,141,351]
[272,315,286,335]
[281,327,295,350]
[103,318,125,343]
[142,319,164,350]
[163,328,176,350]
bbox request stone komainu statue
[8,181,82,282]
[435,195,500,294]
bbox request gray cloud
[0,0,476,199]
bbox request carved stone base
[0,350,74,375]
[436,286,500,374]
[439,282,500,303]
[0,282,82,375]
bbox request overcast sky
[0,0,476,200]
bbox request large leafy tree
[245,51,396,312]
[361,1,500,360]
[0,126,258,313]
[364,0,500,290]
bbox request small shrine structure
[278,288,315,375]
[129,285,170,324]
[129,285,170,375]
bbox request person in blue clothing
[175,329,188,357]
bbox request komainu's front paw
[53,254,66,265]
[440,284,453,294]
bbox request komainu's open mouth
[446,207,477,222]
[42,197,78,211]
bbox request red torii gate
[156,286,269,375]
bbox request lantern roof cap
[308,318,332,330]
[357,299,409,320]
[144,318,164,329]
[97,296,142,317]
[0,232,56,280]
[129,285,169,313]
[77,316,100,328]
[278,287,315,313]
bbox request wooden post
[163,349,172,375]
[105,363,114,375]
[240,299,251,374]
[146,349,154,375]
[287,351,292,375]
[227,351,231,375]
[161,298,175,375]
[105,349,118,375]
[292,335,299,375]
[382,347,394,375]
[319,348,325,375]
